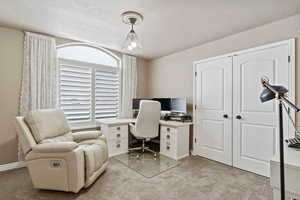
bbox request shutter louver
[59,64,92,123]
[95,69,119,119]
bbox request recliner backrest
[135,100,161,139]
[24,109,71,143]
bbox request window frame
[57,43,121,125]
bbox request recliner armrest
[72,131,101,142]
[32,142,78,153]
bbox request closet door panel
[195,57,232,165]
[232,44,290,177]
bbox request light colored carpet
[0,156,272,200]
[114,153,180,178]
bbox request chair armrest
[32,142,78,153]
[129,123,135,134]
[129,123,135,128]
[72,131,101,142]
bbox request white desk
[97,118,192,160]
[270,144,300,199]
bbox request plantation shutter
[58,58,119,124]
[95,67,119,119]
[59,59,92,123]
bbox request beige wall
[148,14,300,121]
[0,27,149,165]
[0,27,24,164]
[137,58,150,98]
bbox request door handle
[223,114,228,119]
[236,115,242,120]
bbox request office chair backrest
[135,100,161,139]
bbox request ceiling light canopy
[121,11,143,52]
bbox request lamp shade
[260,87,275,103]
[260,85,288,103]
[122,29,142,51]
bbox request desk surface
[97,118,193,127]
[159,120,193,127]
[271,144,300,169]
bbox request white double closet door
[194,41,293,177]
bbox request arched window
[57,43,120,124]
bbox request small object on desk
[163,113,192,122]
[285,137,300,149]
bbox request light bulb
[131,42,137,48]
[127,45,133,51]
[122,28,142,51]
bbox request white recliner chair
[15,109,109,193]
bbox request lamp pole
[260,78,287,200]
[260,77,300,200]
[278,99,285,200]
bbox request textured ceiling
[0,0,299,59]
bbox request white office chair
[129,100,161,157]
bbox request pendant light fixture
[121,11,143,51]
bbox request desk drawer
[108,138,128,156]
[161,131,175,143]
[108,125,128,139]
[161,126,176,134]
[110,125,128,133]
[160,139,176,158]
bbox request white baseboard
[0,161,26,172]
[177,154,190,160]
[190,150,197,156]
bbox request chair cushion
[80,142,108,178]
[79,139,108,159]
[25,109,71,143]
[40,132,74,144]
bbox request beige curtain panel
[120,54,137,118]
[18,32,58,160]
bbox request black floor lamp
[260,77,300,200]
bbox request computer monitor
[170,98,187,113]
[132,97,187,113]
[132,98,145,110]
[151,98,171,111]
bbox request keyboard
[285,137,300,149]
